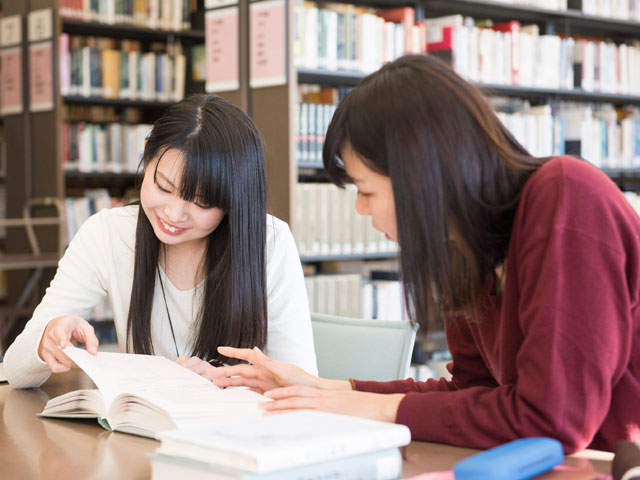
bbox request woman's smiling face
[140,148,226,250]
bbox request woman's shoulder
[265,214,297,258]
[517,156,640,246]
[89,204,139,227]
[79,204,139,245]
[265,213,291,236]
[527,156,613,192]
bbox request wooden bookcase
[0,0,209,349]
[250,0,640,236]
[241,0,640,360]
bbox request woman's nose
[164,198,189,223]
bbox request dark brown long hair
[324,55,547,330]
[127,94,267,363]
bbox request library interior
[0,0,639,478]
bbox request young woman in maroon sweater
[189,55,640,453]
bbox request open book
[38,346,268,439]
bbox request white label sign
[28,9,53,42]
[0,15,22,47]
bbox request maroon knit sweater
[354,156,640,453]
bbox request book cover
[149,447,402,480]
[157,410,411,473]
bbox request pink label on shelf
[29,41,54,112]
[205,7,239,93]
[0,47,23,116]
[250,0,286,88]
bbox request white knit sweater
[4,205,317,388]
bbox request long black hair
[127,94,267,363]
[324,55,547,330]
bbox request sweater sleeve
[264,217,318,375]
[3,211,111,388]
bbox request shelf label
[0,15,22,47]
[0,47,23,116]
[250,0,286,89]
[205,0,238,8]
[28,8,53,42]
[205,7,240,93]
[29,41,54,112]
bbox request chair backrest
[311,312,418,382]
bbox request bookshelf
[234,0,640,351]
[285,1,640,188]
[0,0,206,348]
[420,0,640,36]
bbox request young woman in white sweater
[4,94,317,388]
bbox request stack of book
[150,410,411,479]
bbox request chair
[0,197,66,351]
[310,312,418,382]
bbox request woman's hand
[261,386,405,423]
[205,346,350,394]
[175,356,213,377]
[37,315,99,373]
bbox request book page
[62,346,266,419]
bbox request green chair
[310,312,418,382]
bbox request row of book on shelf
[59,99,640,175]
[304,272,407,322]
[59,35,187,102]
[428,15,640,94]
[491,0,640,19]
[493,101,640,168]
[295,1,640,95]
[294,183,398,257]
[294,2,426,74]
[61,121,152,174]
[59,0,193,30]
[298,97,640,170]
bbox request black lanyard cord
[157,264,180,358]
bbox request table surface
[0,368,613,480]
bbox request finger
[175,355,191,365]
[52,349,75,369]
[74,321,99,355]
[259,397,318,411]
[206,364,261,379]
[176,357,212,375]
[52,323,73,349]
[191,361,210,376]
[41,349,71,374]
[263,409,307,416]
[210,376,263,389]
[182,356,206,369]
[265,385,318,400]
[216,346,256,363]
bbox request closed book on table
[149,448,402,480]
[157,410,411,473]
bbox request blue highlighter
[453,437,564,480]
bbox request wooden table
[0,369,613,479]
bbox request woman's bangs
[179,147,230,211]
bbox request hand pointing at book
[206,346,348,393]
[207,346,405,423]
[37,315,99,373]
